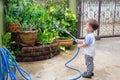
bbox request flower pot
[8,23,20,32]
[57,39,73,48]
[19,30,38,46]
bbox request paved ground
[19,37,120,80]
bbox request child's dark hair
[87,19,99,30]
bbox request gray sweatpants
[84,55,94,75]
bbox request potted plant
[43,0,76,49]
[6,15,20,32]
[19,23,38,46]
[57,37,73,49]
[4,0,21,32]
[4,0,39,46]
[19,3,44,46]
[50,6,77,48]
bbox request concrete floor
[19,37,120,80]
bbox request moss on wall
[0,0,3,47]
[69,0,76,15]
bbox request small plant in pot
[49,4,77,49]
[53,21,74,49]
[4,0,22,32]
[19,22,38,46]
[5,14,20,33]
[19,3,42,46]
[57,31,74,49]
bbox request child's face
[85,22,94,32]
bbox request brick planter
[15,42,60,62]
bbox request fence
[76,0,120,38]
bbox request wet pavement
[19,37,120,80]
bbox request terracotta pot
[8,23,20,32]
[57,39,73,48]
[19,30,38,46]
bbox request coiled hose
[0,47,32,80]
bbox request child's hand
[75,39,83,43]
[77,44,81,48]
[77,43,88,48]
[75,39,80,42]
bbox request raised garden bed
[15,42,60,62]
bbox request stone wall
[15,42,60,62]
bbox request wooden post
[96,0,101,40]
[76,0,81,38]
[97,0,101,36]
